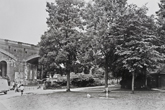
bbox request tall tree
[156,0,165,60]
[83,0,127,89]
[39,0,85,92]
[114,4,164,93]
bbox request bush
[93,78,104,86]
[92,68,104,79]
[93,73,104,79]
[44,74,104,89]
[28,81,38,86]
[71,74,95,87]
[44,81,51,89]
[56,77,67,86]
[44,81,62,89]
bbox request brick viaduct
[0,38,40,85]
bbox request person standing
[15,83,18,92]
[19,84,24,96]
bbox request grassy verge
[1,86,165,110]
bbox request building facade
[0,38,40,85]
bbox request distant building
[149,67,165,89]
[0,38,41,85]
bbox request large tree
[83,0,127,89]
[156,0,165,58]
[114,4,164,93]
[39,0,85,92]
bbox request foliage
[156,0,165,65]
[93,72,104,79]
[44,74,104,88]
[39,0,85,91]
[39,0,165,92]
[114,4,163,76]
[71,74,95,87]
[110,4,165,92]
[39,0,84,73]
[56,77,67,86]
[82,0,127,88]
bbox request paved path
[152,88,165,92]
[0,85,119,100]
[1,85,163,100]
[0,85,119,109]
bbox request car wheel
[4,91,7,94]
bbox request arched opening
[0,61,7,77]
[25,56,41,82]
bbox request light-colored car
[0,77,9,94]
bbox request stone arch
[24,54,40,82]
[24,54,40,62]
[0,60,7,77]
[0,48,17,61]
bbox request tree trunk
[144,67,147,87]
[145,76,147,87]
[131,72,135,94]
[105,65,108,88]
[41,65,43,79]
[66,72,70,92]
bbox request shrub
[44,74,104,89]
[93,78,104,86]
[56,77,67,86]
[28,81,38,86]
[71,74,95,87]
[44,81,51,89]
[93,73,104,79]
[44,80,62,89]
[92,68,104,79]
[50,81,61,88]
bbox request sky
[0,0,160,45]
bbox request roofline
[0,38,39,47]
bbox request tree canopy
[82,0,127,88]
[39,0,85,91]
[39,0,165,93]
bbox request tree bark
[145,74,147,87]
[41,65,43,79]
[105,65,108,88]
[132,72,135,94]
[144,67,147,87]
[66,72,70,92]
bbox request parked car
[0,77,10,94]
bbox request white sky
[0,0,160,45]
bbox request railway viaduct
[0,38,41,85]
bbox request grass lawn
[1,86,165,110]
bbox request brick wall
[0,38,40,85]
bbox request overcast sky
[0,0,160,45]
